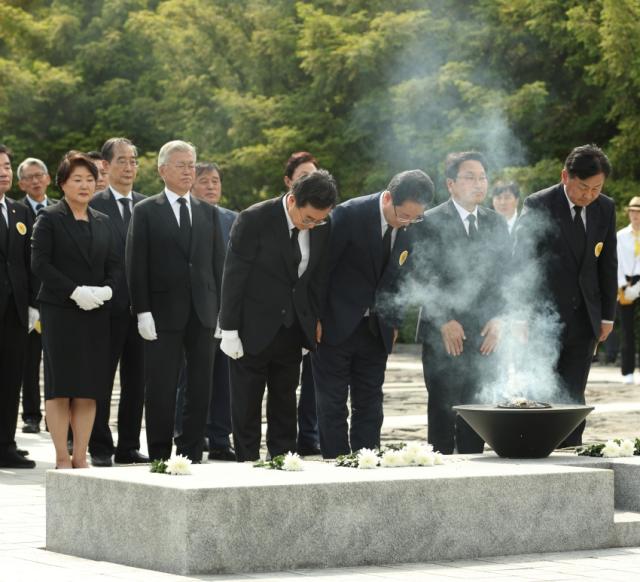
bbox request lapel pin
[399,250,408,266]
[594,242,603,257]
[16,221,27,235]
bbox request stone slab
[46,455,618,575]
[614,511,640,547]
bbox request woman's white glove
[137,312,158,341]
[89,286,113,302]
[220,330,244,359]
[70,286,103,311]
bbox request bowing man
[219,170,338,462]
[126,140,225,463]
[312,170,434,459]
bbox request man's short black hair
[196,162,222,182]
[564,144,611,180]
[491,180,520,199]
[444,151,488,181]
[387,169,434,206]
[0,144,13,163]
[101,137,137,163]
[87,151,104,161]
[291,169,338,210]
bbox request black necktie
[0,203,8,255]
[118,198,132,228]
[381,225,392,271]
[177,198,191,250]
[291,227,302,271]
[572,205,586,260]
[35,203,44,215]
[467,214,478,240]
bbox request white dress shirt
[506,212,518,234]
[25,195,49,214]
[164,188,192,226]
[378,192,398,247]
[451,198,479,234]
[0,195,7,227]
[563,187,587,228]
[617,224,640,287]
[282,195,310,277]
[110,186,133,218]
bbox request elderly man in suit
[88,137,148,466]
[174,162,237,461]
[0,145,38,468]
[513,144,617,446]
[413,152,511,455]
[126,140,225,463]
[219,170,338,462]
[312,170,434,459]
[16,157,56,435]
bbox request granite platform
[45,454,640,576]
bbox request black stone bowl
[453,404,594,458]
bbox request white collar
[165,188,191,205]
[378,192,391,231]
[110,186,132,200]
[282,193,295,231]
[451,197,478,222]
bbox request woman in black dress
[32,152,120,468]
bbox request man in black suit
[219,170,338,462]
[16,157,56,435]
[0,145,38,468]
[414,152,511,455]
[174,162,237,461]
[88,137,148,466]
[513,144,617,446]
[312,170,434,458]
[126,140,225,463]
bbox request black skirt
[41,302,110,400]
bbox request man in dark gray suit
[126,140,225,462]
[88,137,147,466]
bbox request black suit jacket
[413,199,511,343]
[219,195,330,354]
[126,191,224,331]
[31,200,120,308]
[90,188,145,314]
[0,197,34,327]
[320,192,414,354]
[217,206,237,247]
[513,184,617,337]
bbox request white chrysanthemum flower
[400,448,417,465]
[282,452,304,471]
[433,452,445,465]
[356,448,379,469]
[415,450,435,466]
[380,450,404,467]
[602,440,622,458]
[619,439,635,457]
[165,454,192,475]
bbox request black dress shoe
[90,454,113,467]
[297,444,322,456]
[208,446,236,461]
[17,448,29,457]
[114,449,150,464]
[22,420,41,434]
[0,450,36,469]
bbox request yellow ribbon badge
[34,320,42,334]
[594,242,603,258]
[399,250,409,266]
[16,221,27,235]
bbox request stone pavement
[2,345,640,580]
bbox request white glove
[89,286,113,302]
[137,312,158,341]
[624,282,640,302]
[28,307,39,333]
[220,330,244,359]
[70,286,103,311]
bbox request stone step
[614,510,640,547]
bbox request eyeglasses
[114,159,139,167]
[296,204,328,226]
[393,205,424,224]
[456,174,488,184]
[21,172,47,182]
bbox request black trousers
[89,312,145,457]
[21,330,42,422]
[312,318,387,459]
[0,299,28,453]
[297,353,319,450]
[556,305,597,447]
[230,325,302,462]
[144,308,214,462]
[620,302,637,375]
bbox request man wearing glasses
[312,170,434,459]
[218,170,338,462]
[16,158,56,436]
[88,138,148,467]
[413,151,510,455]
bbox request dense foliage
[2,0,640,214]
